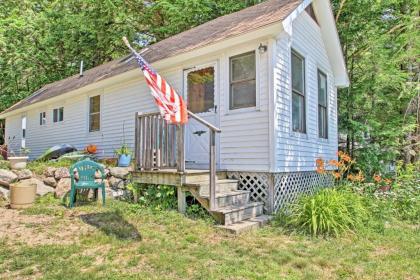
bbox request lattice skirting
[227,171,333,213]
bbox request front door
[184,63,219,169]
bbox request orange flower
[316,158,324,167]
[347,174,354,181]
[384,178,392,185]
[333,172,341,179]
[340,153,351,163]
[328,159,340,167]
[316,158,325,174]
[373,175,382,183]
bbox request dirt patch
[0,207,95,246]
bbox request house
[0,0,348,231]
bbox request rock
[55,178,71,199]
[0,169,18,184]
[15,169,33,180]
[44,167,57,177]
[20,178,54,196]
[54,167,70,180]
[108,176,124,189]
[0,187,9,206]
[43,177,57,188]
[109,167,130,179]
[0,186,9,199]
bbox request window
[89,95,100,132]
[39,112,46,125]
[318,70,328,138]
[229,51,256,110]
[291,50,306,133]
[53,107,64,123]
[187,67,215,114]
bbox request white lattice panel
[273,172,333,212]
[227,172,270,212]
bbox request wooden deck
[131,169,226,186]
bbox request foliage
[114,144,132,156]
[126,183,177,210]
[0,160,9,169]
[27,158,75,175]
[277,188,369,237]
[332,0,419,171]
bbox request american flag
[123,37,188,124]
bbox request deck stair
[184,171,271,234]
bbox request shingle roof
[1,0,301,115]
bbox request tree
[332,0,419,175]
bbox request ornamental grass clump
[283,188,368,237]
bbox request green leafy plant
[114,144,132,157]
[128,183,176,210]
[278,188,369,237]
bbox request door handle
[193,130,207,136]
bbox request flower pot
[10,180,37,209]
[118,154,131,167]
[8,156,29,170]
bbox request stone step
[199,190,250,208]
[216,215,273,234]
[198,179,239,195]
[213,202,264,225]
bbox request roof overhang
[0,22,283,119]
[283,0,349,87]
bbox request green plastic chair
[69,158,105,208]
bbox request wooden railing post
[209,129,216,211]
[134,112,140,170]
[176,124,185,172]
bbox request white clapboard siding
[4,40,271,172]
[4,114,22,154]
[218,43,270,172]
[274,12,338,172]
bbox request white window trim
[52,106,64,124]
[224,43,263,115]
[39,111,47,126]
[183,61,219,118]
[317,69,329,140]
[87,92,103,134]
[289,44,309,139]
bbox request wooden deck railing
[135,111,221,210]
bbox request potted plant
[8,147,30,170]
[115,144,132,167]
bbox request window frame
[89,95,101,132]
[229,51,257,111]
[318,69,328,139]
[291,49,306,134]
[53,107,64,123]
[39,112,46,126]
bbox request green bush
[127,183,177,210]
[277,188,369,237]
[27,159,76,175]
[0,160,9,169]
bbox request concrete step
[198,179,239,195]
[216,215,273,234]
[214,202,264,225]
[199,190,250,208]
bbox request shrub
[278,188,369,237]
[127,183,177,210]
[27,159,76,175]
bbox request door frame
[182,61,221,169]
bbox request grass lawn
[0,197,418,280]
